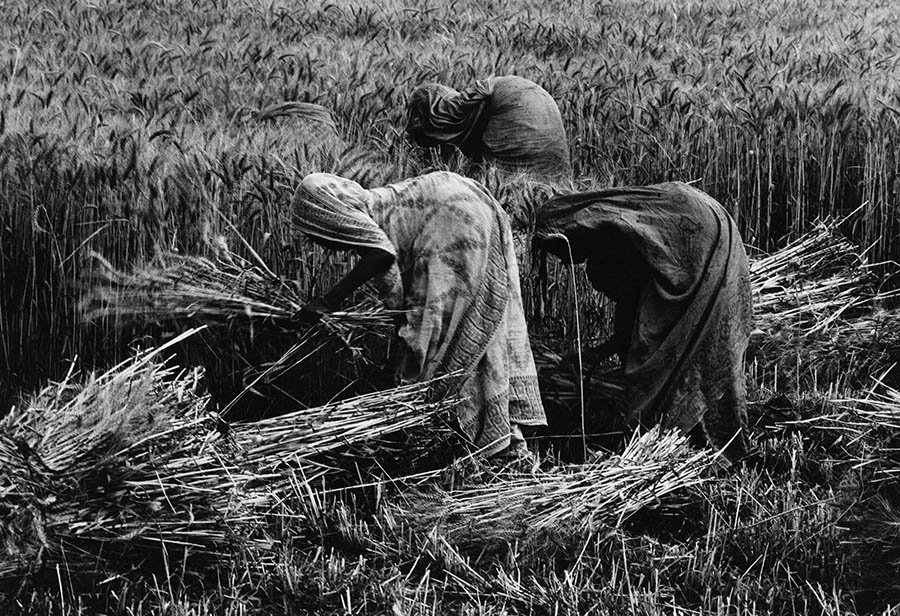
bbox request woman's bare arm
[298,247,396,321]
[322,247,396,308]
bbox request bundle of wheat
[749,220,879,332]
[83,249,403,414]
[748,219,900,388]
[750,306,900,390]
[0,332,455,580]
[84,250,399,335]
[233,377,460,476]
[533,344,625,403]
[390,427,717,552]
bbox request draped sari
[294,171,546,454]
[406,76,571,178]
[537,182,752,458]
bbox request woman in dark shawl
[534,182,753,459]
[293,171,547,459]
[406,75,571,178]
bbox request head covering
[477,76,570,177]
[293,173,396,256]
[406,82,492,148]
[407,77,570,178]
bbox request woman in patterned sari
[534,182,753,460]
[293,171,547,458]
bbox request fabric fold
[295,171,546,455]
[537,182,752,458]
[406,76,570,178]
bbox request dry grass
[748,218,900,390]
[0,331,457,583]
[392,427,717,553]
[81,247,406,416]
[4,0,900,614]
[83,250,400,335]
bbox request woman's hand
[294,296,333,324]
[565,339,619,366]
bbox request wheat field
[2,0,900,614]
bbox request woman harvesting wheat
[406,75,570,179]
[292,171,547,459]
[534,182,753,460]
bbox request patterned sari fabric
[406,76,571,178]
[537,182,753,459]
[294,171,546,455]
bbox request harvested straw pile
[84,250,397,335]
[0,332,454,580]
[84,250,402,414]
[750,219,879,331]
[748,219,900,388]
[391,427,717,552]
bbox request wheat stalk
[0,335,456,579]
[391,427,717,550]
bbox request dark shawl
[406,76,570,178]
[537,182,752,458]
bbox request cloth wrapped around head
[294,174,395,256]
[406,76,570,178]
[294,173,402,306]
[406,82,492,149]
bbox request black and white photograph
[2,0,900,613]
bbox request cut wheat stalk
[83,250,400,335]
[746,218,900,388]
[82,248,405,411]
[390,427,717,551]
[749,219,887,330]
[0,333,457,580]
